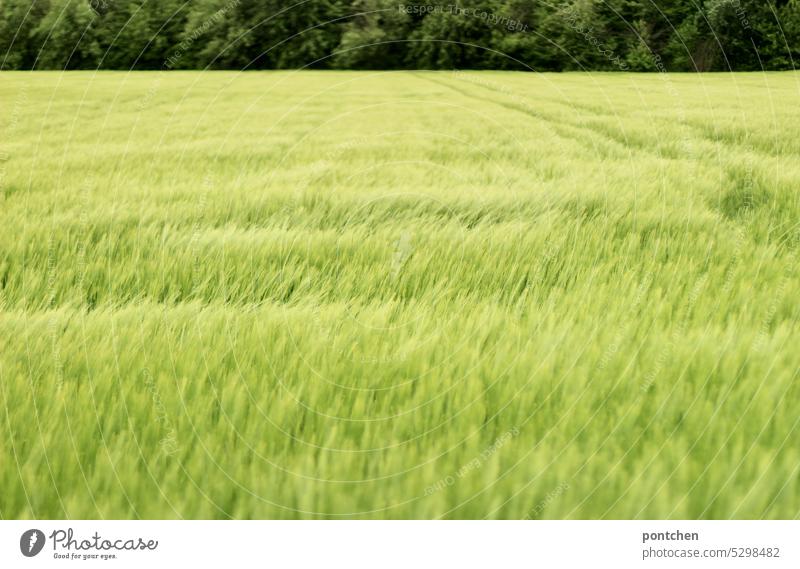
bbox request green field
[1,71,799,519]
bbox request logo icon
[20,529,45,557]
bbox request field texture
[1,71,799,519]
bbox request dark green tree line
[1,0,798,71]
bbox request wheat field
[1,70,799,519]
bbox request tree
[334,0,412,69]
[406,3,497,69]
[0,0,798,71]
[34,0,100,69]
[0,0,51,69]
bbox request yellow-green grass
[1,70,799,519]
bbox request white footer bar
[1,521,796,568]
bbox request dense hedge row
[2,0,798,71]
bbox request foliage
[1,0,799,70]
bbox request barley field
[1,70,799,519]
